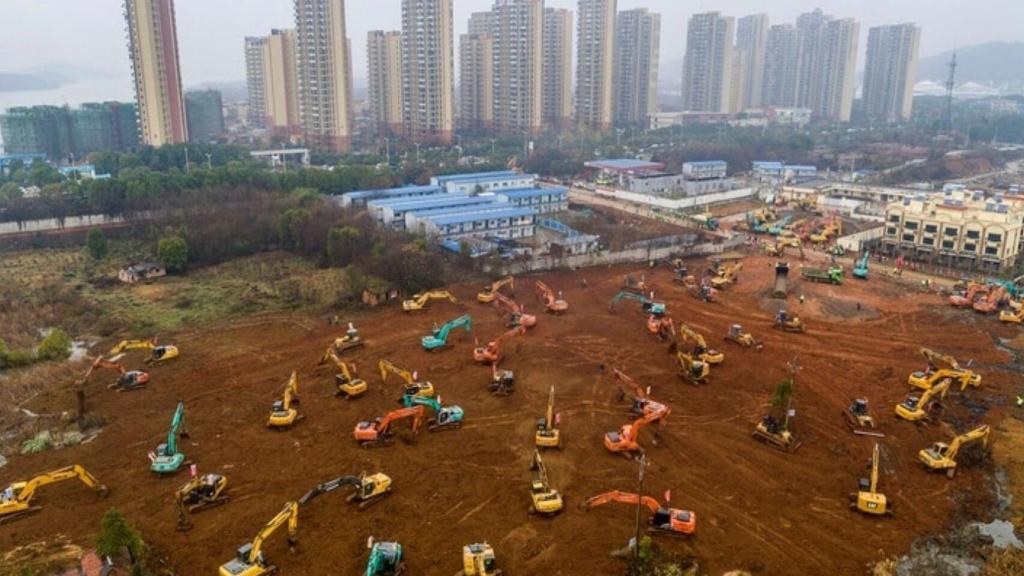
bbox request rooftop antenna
[942,52,957,133]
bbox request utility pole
[184,147,191,174]
[633,453,647,559]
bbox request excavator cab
[489,364,515,396]
[774,310,805,333]
[176,473,229,531]
[753,415,800,452]
[351,473,393,506]
[535,386,561,448]
[650,508,697,535]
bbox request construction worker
[799,294,805,304]
[1017,395,1023,407]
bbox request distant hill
[917,42,1024,85]
[0,72,63,93]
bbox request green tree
[157,236,189,273]
[96,508,143,564]
[326,226,362,267]
[85,228,109,260]
[278,208,311,251]
[37,328,72,362]
[771,377,794,409]
[0,181,21,202]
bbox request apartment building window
[984,246,999,256]
[942,240,955,250]
[924,224,938,234]
[944,228,958,237]
[904,221,918,230]
[886,227,897,236]
[902,234,915,242]
[964,243,976,252]
[888,214,900,223]
[987,232,1002,242]
[922,237,934,246]
[966,230,980,239]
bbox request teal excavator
[400,394,465,431]
[365,538,405,575]
[608,291,666,315]
[853,251,870,280]
[422,314,472,351]
[150,401,189,475]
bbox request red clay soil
[0,255,1017,576]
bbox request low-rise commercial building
[882,190,1024,271]
[431,171,536,194]
[423,207,536,240]
[339,184,444,208]
[495,186,568,213]
[368,194,493,227]
[752,161,818,182]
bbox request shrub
[85,228,108,260]
[157,236,189,273]
[37,328,72,361]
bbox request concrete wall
[836,226,885,253]
[593,186,755,209]
[493,239,728,274]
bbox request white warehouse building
[431,171,538,194]
[423,207,537,240]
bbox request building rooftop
[683,160,727,167]
[753,161,784,169]
[585,159,665,173]
[496,186,568,199]
[368,194,488,211]
[344,184,442,201]
[428,207,536,226]
[431,171,530,183]
[406,201,512,219]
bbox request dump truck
[800,266,843,285]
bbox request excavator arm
[915,378,951,410]
[584,490,662,514]
[10,465,105,505]
[379,406,426,435]
[281,372,299,411]
[298,475,362,505]
[245,501,299,566]
[378,360,415,386]
[613,368,647,400]
[920,347,961,371]
[945,424,991,461]
[165,402,187,456]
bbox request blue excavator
[365,538,405,575]
[853,251,870,280]
[150,401,189,475]
[400,394,465,431]
[422,314,472,351]
[608,291,666,315]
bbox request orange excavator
[612,368,670,420]
[80,356,150,391]
[604,410,666,455]
[584,491,696,536]
[494,292,537,329]
[473,325,527,364]
[646,315,675,340]
[353,406,426,449]
[973,285,1007,314]
[535,281,568,314]
[949,283,989,308]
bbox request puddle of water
[69,340,90,362]
[974,519,1023,550]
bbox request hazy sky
[2,0,1022,104]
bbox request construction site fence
[491,240,728,275]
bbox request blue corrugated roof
[345,184,441,200]
[368,194,485,211]
[432,171,526,183]
[407,202,511,219]
[753,161,783,169]
[684,161,727,167]
[788,165,817,171]
[496,186,568,199]
[429,207,536,226]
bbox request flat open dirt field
[1,254,1017,575]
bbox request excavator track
[427,420,463,432]
[189,495,231,514]
[349,490,391,509]
[0,506,42,525]
[360,438,396,449]
[647,526,693,539]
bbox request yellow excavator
[895,378,951,422]
[919,424,991,478]
[908,348,981,392]
[402,290,457,312]
[457,542,503,576]
[850,443,890,516]
[1,465,108,524]
[379,359,434,398]
[676,323,724,365]
[175,472,229,531]
[321,322,366,359]
[675,350,710,385]
[267,372,302,429]
[711,262,742,290]
[108,338,179,364]
[219,501,298,576]
[322,349,367,398]
[298,472,393,509]
[478,276,514,303]
[529,449,563,516]
[773,310,805,333]
[535,386,561,449]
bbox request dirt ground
[0,253,1018,576]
